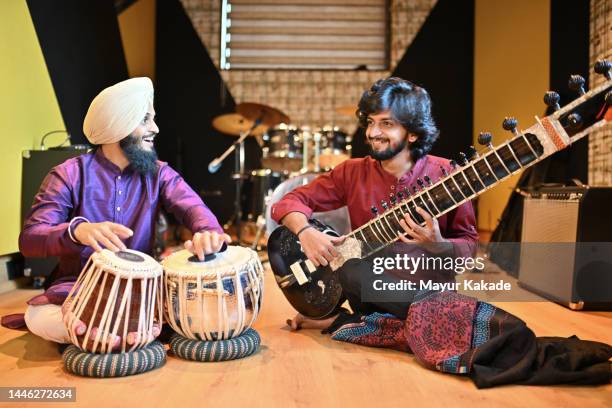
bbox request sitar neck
[345,79,611,260]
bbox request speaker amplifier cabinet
[21,147,88,281]
[519,187,612,310]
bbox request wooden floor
[0,266,610,408]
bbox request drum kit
[209,102,355,248]
[62,246,265,377]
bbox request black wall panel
[27,0,129,145]
[351,0,475,161]
[155,0,261,224]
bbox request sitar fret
[422,189,442,215]
[443,178,465,202]
[485,149,512,177]
[461,166,485,192]
[412,192,434,217]
[473,158,497,186]
[496,144,521,172]
[381,213,400,238]
[430,183,456,211]
[372,218,393,242]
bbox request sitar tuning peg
[424,175,432,185]
[440,165,448,177]
[466,146,478,160]
[568,74,586,96]
[594,60,612,80]
[502,117,519,136]
[544,91,561,112]
[458,152,468,165]
[449,160,458,170]
[389,192,397,204]
[478,132,493,148]
[371,205,378,215]
[380,200,388,210]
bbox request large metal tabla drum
[265,173,352,237]
[262,123,303,172]
[318,125,351,170]
[162,246,264,361]
[62,250,166,377]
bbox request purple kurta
[19,148,222,285]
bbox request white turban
[83,77,154,145]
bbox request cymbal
[212,113,267,136]
[335,105,357,117]
[236,102,290,127]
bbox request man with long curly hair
[271,77,479,331]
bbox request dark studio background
[25,0,590,227]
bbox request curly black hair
[357,77,439,162]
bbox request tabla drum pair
[62,245,264,376]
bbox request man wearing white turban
[16,77,229,346]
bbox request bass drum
[241,169,287,221]
[265,173,352,237]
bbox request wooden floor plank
[0,266,610,407]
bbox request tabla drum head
[94,249,163,279]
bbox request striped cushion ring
[62,341,166,377]
[169,328,260,361]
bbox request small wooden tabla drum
[63,249,164,354]
[162,246,264,361]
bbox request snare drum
[162,246,264,341]
[63,250,164,354]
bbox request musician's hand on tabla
[74,221,133,252]
[62,300,161,351]
[297,227,346,267]
[397,207,452,254]
[184,230,232,260]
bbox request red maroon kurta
[271,155,479,258]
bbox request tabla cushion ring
[169,328,260,362]
[62,340,166,377]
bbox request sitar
[268,62,612,319]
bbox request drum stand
[250,192,272,251]
[231,135,246,242]
[209,120,262,243]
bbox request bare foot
[286,313,338,331]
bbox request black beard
[119,134,158,175]
[368,136,408,161]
